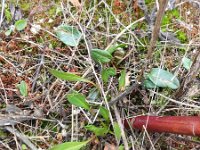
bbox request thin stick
[113,105,129,150]
[5,126,38,150]
[0,0,5,27]
[175,49,200,99]
[146,0,169,60]
[105,17,145,50]
[138,0,169,82]
[109,84,138,105]
[149,90,200,109]
[142,126,156,150]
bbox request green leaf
[107,44,127,54]
[5,29,12,36]
[87,88,99,101]
[177,31,187,42]
[182,57,192,70]
[85,125,109,136]
[143,79,157,89]
[162,15,170,25]
[171,9,180,18]
[17,81,28,97]
[119,145,124,150]
[21,144,27,150]
[67,91,90,110]
[5,8,12,22]
[101,67,116,83]
[15,19,27,31]
[49,69,92,83]
[119,70,126,91]
[50,140,90,150]
[91,49,112,63]
[5,25,15,36]
[55,25,82,47]
[113,122,121,141]
[99,106,110,122]
[147,68,180,89]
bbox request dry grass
[0,0,200,149]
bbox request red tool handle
[124,116,200,136]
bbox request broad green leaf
[85,125,109,136]
[107,44,127,54]
[147,68,180,89]
[17,81,28,97]
[119,70,126,91]
[67,91,90,110]
[49,69,92,83]
[15,19,27,31]
[101,67,116,83]
[113,122,121,141]
[55,25,82,47]
[143,79,157,89]
[99,106,110,122]
[182,57,192,70]
[91,49,112,63]
[50,140,90,150]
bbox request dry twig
[175,49,200,99]
[5,126,38,150]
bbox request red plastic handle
[124,116,200,136]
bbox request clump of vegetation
[0,0,199,149]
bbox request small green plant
[67,91,90,111]
[55,24,82,47]
[5,19,28,36]
[162,9,180,26]
[177,30,187,42]
[182,57,192,70]
[5,8,12,22]
[15,19,27,31]
[5,25,15,36]
[17,80,28,97]
[101,67,116,83]
[84,125,109,136]
[49,42,131,146]
[91,49,113,63]
[144,68,180,89]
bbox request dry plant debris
[0,0,200,149]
